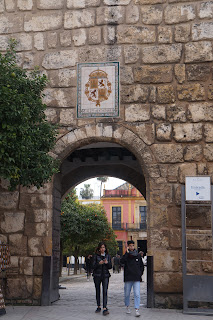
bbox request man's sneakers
[95,307,101,313]
[126,307,131,314]
[135,309,140,317]
[103,308,109,316]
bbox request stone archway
[49,123,154,304]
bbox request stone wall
[0,0,213,308]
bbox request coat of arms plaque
[77,62,119,118]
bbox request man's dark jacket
[120,250,144,282]
[92,254,112,278]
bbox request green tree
[80,183,94,199]
[0,40,58,190]
[61,191,118,274]
[97,176,108,198]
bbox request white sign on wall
[185,176,211,201]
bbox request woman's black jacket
[120,251,144,282]
[92,254,112,278]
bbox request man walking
[120,240,144,317]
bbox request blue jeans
[124,281,140,309]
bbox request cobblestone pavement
[3,272,211,320]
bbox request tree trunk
[74,247,79,275]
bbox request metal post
[147,256,154,308]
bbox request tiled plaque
[77,62,119,118]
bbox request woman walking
[93,242,112,316]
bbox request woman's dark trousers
[94,277,109,309]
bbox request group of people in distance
[85,240,144,317]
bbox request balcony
[103,189,140,197]
[110,223,147,231]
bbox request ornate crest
[85,69,112,107]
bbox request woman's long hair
[95,242,108,254]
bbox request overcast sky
[76,177,126,198]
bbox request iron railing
[110,223,147,231]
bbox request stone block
[49,69,76,88]
[120,66,134,85]
[141,5,163,24]
[151,105,166,120]
[104,0,131,4]
[156,123,172,141]
[59,108,76,125]
[126,5,139,24]
[9,234,27,256]
[124,45,140,64]
[10,256,19,268]
[5,0,15,11]
[174,24,190,42]
[152,144,184,163]
[23,52,35,70]
[28,237,43,256]
[0,234,7,244]
[187,234,212,251]
[33,277,42,299]
[168,205,181,226]
[20,257,33,275]
[204,144,213,161]
[0,35,9,50]
[134,65,172,84]
[0,191,19,209]
[0,0,4,12]
[173,123,202,142]
[177,84,205,101]
[34,257,43,275]
[96,6,125,25]
[158,26,172,43]
[157,85,175,103]
[204,123,213,142]
[60,31,72,47]
[106,46,122,61]
[42,50,78,69]
[208,84,213,100]
[186,64,210,81]
[125,104,150,122]
[0,15,23,33]
[188,103,213,122]
[78,46,105,62]
[34,33,45,50]
[67,0,86,8]
[103,26,116,45]
[149,86,156,103]
[1,211,25,233]
[44,108,57,123]
[72,29,87,46]
[174,64,185,84]
[178,163,197,183]
[121,85,149,103]
[47,32,57,49]
[154,272,182,293]
[192,22,213,41]
[37,0,64,9]
[6,277,33,299]
[142,44,182,64]
[64,9,95,29]
[184,145,203,161]
[199,1,213,19]
[136,0,165,3]
[150,229,170,248]
[165,4,195,24]
[117,25,155,44]
[89,27,101,44]
[24,13,63,32]
[154,251,180,272]
[17,0,33,10]
[185,41,213,63]
[136,124,155,145]
[43,88,76,107]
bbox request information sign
[185,176,211,201]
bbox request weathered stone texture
[117,26,156,44]
[173,123,203,142]
[186,64,211,81]
[64,10,95,29]
[184,145,203,161]
[37,0,64,9]
[174,24,191,43]
[126,5,139,24]
[156,124,172,141]
[1,212,25,233]
[177,84,205,101]
[199,1,213,19]
[89,27,101,44]
[5,0,15,12]
[152,105,166,120]
[60,31,72,47]
[96,6,125,25]
[9,234,27,256]
[0,192,19,209]
[124,45,140,64]
[125,104,150,122]
[42,51,78,69]
[34,33,45,50]
[121,85,149,103]
[154,251,180,272]
[24,13,63,32]
[167,105,186,122]
[185,41,213,63]
[0,15,23,33]
[141,5,163,24]
[157,85,175,103]
[204,144,213,161]
[142,44,182,64]
[192,22,213,41]
[165,4,195,24]
[17,0,33,11]
[152,144,184,163]
[72,29,87,46]
[188,103,213,122]
[158,26,172,44]
[134,65,172,84]
[20,257,33,275]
